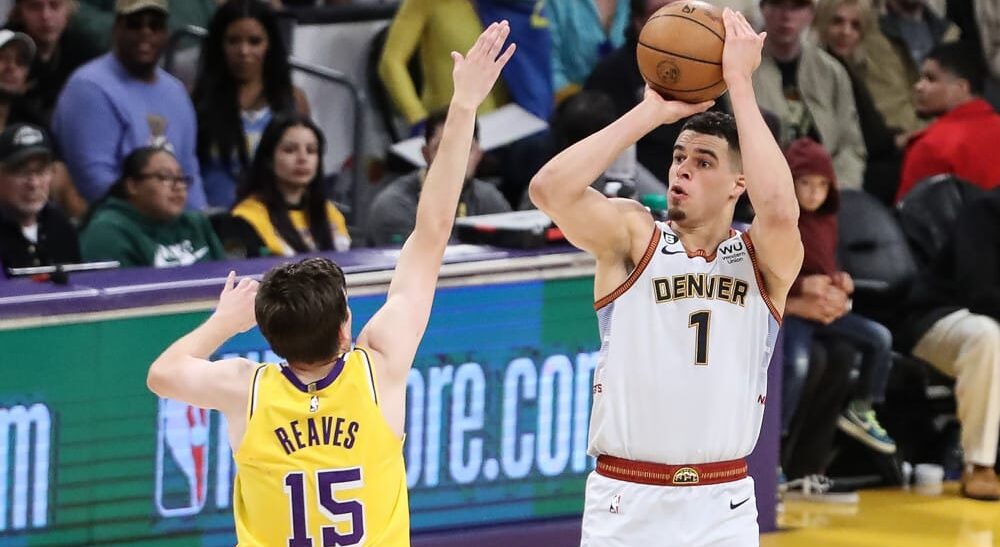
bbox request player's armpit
[745,222,803,312]
[147,356,256,416]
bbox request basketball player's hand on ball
[451,21,516,109]
[721,7,766,84]
[212,271,259,334]
[641,85,714,124]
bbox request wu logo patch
[719,240,746,264]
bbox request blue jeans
[781,313,894,434]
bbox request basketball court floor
[763,483,1000,546]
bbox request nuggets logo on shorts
[672,467,700,485]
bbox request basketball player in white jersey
[530,9,802,546]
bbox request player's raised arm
[529,90,713,259]
[723,8,803,307]
[146,272,259,415]
[357,22,515,380]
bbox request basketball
[637,1,727,103]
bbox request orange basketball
[637,1,727,103]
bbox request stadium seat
[837,189,916,303]
[896,174,984,269]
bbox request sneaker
[838,404,897,454]
[784,474,860,504]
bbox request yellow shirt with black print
[232,196,351,257]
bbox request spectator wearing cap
[51,0,206,209]
[0,29,42,129]
[0,122,79,275]
[752,0,867,189]
[80,145,222,267]
[6,0,103,122]
[69,0,215,54]
[0,28,86,220]
[896,41,1000,201]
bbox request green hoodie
[81,197,224,268]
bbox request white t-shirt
[22,223,38,244]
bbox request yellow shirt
[378,0,508,124]
[232,196,351,256]
[234,349,409,546]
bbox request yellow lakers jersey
[233,348,409,546]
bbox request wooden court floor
[762,483,1000,546]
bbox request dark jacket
[0,203,80,276]
[835,56,904,205]
[902,188,1000,350]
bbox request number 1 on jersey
[284,468,366,547]
[689,310,711,366]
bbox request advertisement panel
[0,277,598,545]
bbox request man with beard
[51,0,206,208]
[895,41,1000,201]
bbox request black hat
[0,124,52,167]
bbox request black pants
[782,337,857,479]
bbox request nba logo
[154,398,210,517]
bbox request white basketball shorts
[580,471,759,546]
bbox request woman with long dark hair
[193,0,310,209]
[231,113,350,256]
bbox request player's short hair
[551,90,617,150]
[926,41,987,96]
[256,257,348,365]
[680,111,742,170]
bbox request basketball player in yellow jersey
[145,22,516,547]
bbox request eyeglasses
[137,172,191,188]
[6,164,52,183]
[123,13,167,32]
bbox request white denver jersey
[588,222,781,465]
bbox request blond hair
[812,0,878,61]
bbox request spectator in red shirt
[896,41,1000,202]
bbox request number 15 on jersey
[284,467,366,547]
